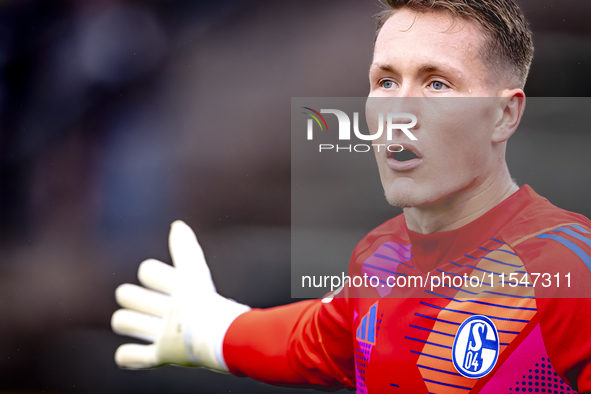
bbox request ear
[492,89,526,143]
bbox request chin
[382,179,454,209]
[385,191,427,208]
[383,183,430,208]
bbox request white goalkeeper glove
[111,220,250,371]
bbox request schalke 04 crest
[452,315,500,379]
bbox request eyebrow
[370,62,463,77]
[371,63,396,73]
[418,65,442,73]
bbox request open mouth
[391,149,419,161]
[386,143,422,171]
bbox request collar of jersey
[405,184,541,273]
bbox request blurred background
[0,0,589,392]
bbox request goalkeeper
[111,0,591,392]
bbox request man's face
[368,8,506,208]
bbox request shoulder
[498,191,591,296]
[500,189,591,247]
[501,194,591,258]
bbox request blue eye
[382,80,394,89]
[432,81,446,90]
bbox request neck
[403,165,519,234]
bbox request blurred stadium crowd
[0,0,589,392]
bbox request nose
[397,82,423,98]
[386,113,418,141]
[366,97,420,133]
[387,114,416,125]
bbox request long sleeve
[222,297,355,390]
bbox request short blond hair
[375,0,534,89]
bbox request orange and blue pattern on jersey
[353,226,591,392]
[408,238,537,393]
[354,237,540,392]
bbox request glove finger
[115,283,171,317]
[115,343,159,369]
[111,309,163,342]
[168,220,215,292]
[138,259,176,295]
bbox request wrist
[182,294,251,371]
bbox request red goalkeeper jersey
[223,185,591,393]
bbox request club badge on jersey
[452,315,500,379]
